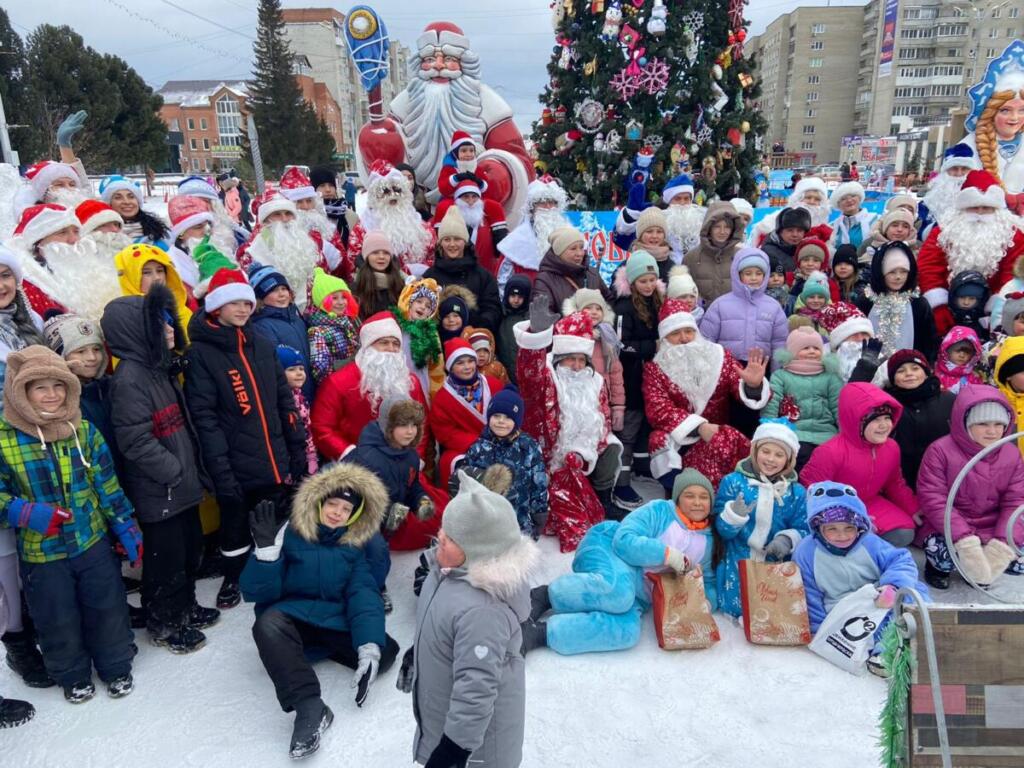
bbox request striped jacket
[0,419,135,563]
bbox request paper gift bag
[738,559,812,646]
[646,569,720,650]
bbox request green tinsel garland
[877,619,916,768]
[392,308,442,369]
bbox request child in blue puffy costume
[520,469,717,656]
[793,480,928,676]
[715,419,809,618]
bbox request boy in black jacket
[102,284,218,653]
[185,267,307,609]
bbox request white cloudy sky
[5,0,866,131]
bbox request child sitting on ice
[935,326,984,394]
[715,420,809,618]
[306,268,359,383]
[916,385,1024,590]
[278,345,317,477]
[462,326,509,383]
[793,481,927,677]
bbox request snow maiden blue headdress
[966,40,1024,132]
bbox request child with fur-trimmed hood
[241,462,400,760]
[563,287,625,428]
[400,471,539,768]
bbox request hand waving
[738,348,768,389]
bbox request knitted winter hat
[956,170,1006,210]
[309,166,337,191]
[177,175,219,201]
[667,264,698,299]
[860,404,896,437]
[625,250,659,284]
[776,206,812,233]
[662,174,694,204]
[443,470,523,565]
[831,244,858,270]
[168,196,213,242]
[966,400,1011,428]
[398,278,440,318]
[14,204,79,246]
[658,298,699,339]
[1001,291,1024,332]
[950,271,988,300]
[438,206,470,241]
[562,287,613,323]
[191,239,236,298]
[830,181,866,207]
[635,207,667,241]
[311,267,350,312]
[75,200,123,236]
[279,167,317,201]
[487,383,524,431]
[880,244,912,276]
[795,238,828,266]
[464,326,494,353]
[359,311,402,349]
[256,192,296,225]
[886,348,931,381]
[547,226,584,257]
[799,271,831,302]
[99,175,143,207]
[205,268,255,313]
[729,197,754,220]
[884,194,918,214]
[23,161,78,202]
[751,418,800,459]
[806,481,871,533]
[247,262,291,300]
[276,344,304,370]
[361,230,393,258]
[505,275,531,303]
[671,468,714,504]
[998,353,1024,384]
[552,311,595,357]
[439,293,470,326]
[43,313,107,372]
[0,245,23,282]
[735,248,768,275]
[786,326,823,356]
[879,208,915,237]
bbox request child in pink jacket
[801,383,919,547]
[562,288,626,431]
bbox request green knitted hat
[672,468,715,503]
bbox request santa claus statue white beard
[553,364,606,467]
[923,173,967,227]
[938,209,1020,278]
[364,189,431,266]
[531,206,568,247]
[356,346,412,410]
[455,197,484,230]
[664,205,706,255]
[85,229,133,261]
[247,219,320,308]
[44,186,88,209]
[654,336,719,415]
[295,205,335,240]
[404,55,487,187]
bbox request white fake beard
[37,239,121,322]
[295,205,335,240]
[922,173,965,226]
[84,229,133,261]
[365,194,431,264]
[938,208,1020,279]
[553,365,605,464]
[456,159,478,174]
[356,346,411,410]
[247,220,320,309]
[455,198,484,230]
[531,207,569,246]
[794,201,831,228]
[654,335,719,415]
[665,204,706,255]
[404,65,486,188]
[44,186,88,209]
[836,340,862,382]
[207,200,241,261]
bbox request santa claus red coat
[429,372,503,487]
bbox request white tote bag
[808,584,890,675]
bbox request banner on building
[860,137,897,163]
[878,0,899,78]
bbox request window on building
[186,118,195,131]
[986,47,997,58]
[931,84,961,97]
[893,105,926,116]
[991,7,1001,18]
[202,138,210,150]
[900,28,934,39]
[812,23,826,34]
[216,96,243,147]
[1010,8,1019,19]
[806,91,819,102]
[989,27,999,38]
[200,118,208,131]
[191,158,200,171]
[802,125,815,134]
[801,140,815,151]
[809,58,824,68]
[807,74,820,84]
[1007,28,1016,38]
[204,157,211,171]
[810,40,824,51]
[168,118,180,132]
[898,47,920,59]
[931,64,963,77]
[805,108,817,118]
[189,138,197,150]
[936,23,967,37]
[947,48,962,57]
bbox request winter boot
[612,484,644,511]
[924,562,950,590]
[121,575,141,594]
[63,680,96,704]
[128,603,149,629]
[381,588,393,615]
[187,603,221,630]
[149,620,207,654]
[289,697,334,759]
[529,585,551,622]
[519,618,548,656]
[597,488,627,522]
[106,673,134,698]
[0,695,35,728]
[2,630,54,688]
[216,578,241,609]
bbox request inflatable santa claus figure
[917,169,1024,334]
[277,166,347,279]
[349,160,436,277]
[496,175,571,292]
[355,21,533,224]
[431,174,508,275]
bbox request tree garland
[392,307,442,369]
[877,620,914,768]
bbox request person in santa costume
[513,306,623,518]
[348,161,435,277]
[431,174,508,275]
[818,302,886,384]
[175,176,248,258]
[614,174,706,260]
[429,338,504,487]
[918,144,980,240]
[917,169,1024,335]
[495,175,571,294]
[750,176,833,247]
[436,130,481,200]
[74,199,134,263]
[829,181,877,250]
[355,21,533,223]
[13,159,90,218]
[311,311,428,462]
[643,299,771,491]
[277,167,347,279]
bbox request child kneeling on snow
[794,481,927,677]
[241,462,399,759]
[715,420,809,618]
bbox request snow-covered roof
[158,80,249,108]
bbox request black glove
[413,551,431,597]
[860,338,884,366]
[528,293,560,334]
[395,646,414,694]
[249,500,279,549]
[424,734,471,768]
[447,463,485,498]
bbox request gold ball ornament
[741,121,750,133]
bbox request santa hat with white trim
[0,245,24,282]
[527,174,568,210]
[657,298,700,339]
[551,311,595,357]
[367,159,406,187]
[177,175,220,201]
[168,195,214,242]
[450,130,476,154]
[830,181,865,207]
[788,176,828,205]
[453,175,486,199]
[359,311,402,349]
[204,268,256,313]
[279,167,317,202]
[256,190,297,225]
[662,174,694,204]
[98,175,143,207]
[23,161,79,201]
[417,21,471,59]
[75,200,123,236]
[940,143,979,173]
[819,303,874,351]
[444,338,476,371]
[955,169,1006,210]
[14,204,79,246]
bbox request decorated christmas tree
[532,0,767,209]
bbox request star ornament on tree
[610,69,640,99]
[638,57,670,95]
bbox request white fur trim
[829,317,874,351]
[205,281,256,312]
[650,446,682,478]
[941,154,980,173]
[280,186,316,202]
[170,211,213,242]
[777,529,803,550]
[748,484,775,554]
[923,287,949,309]
[739,380,772,410]
[448,453,467,477]
[658,311,698,339]
[752,420,799,457]
[791,177,828,204]
[340,444,357,459]
[513,320,553,350]
[669,413,707,448]
[360,316,403,348]
[257,196,298,225]
[29,163,78,199]
[830,182,865,206]
[79,209,123,236]
[465,537,541,601]
[445,347,477,370]
[663,183,694,205]
[552,333,595,357]
[956,184,1006,211]
[720,499,750,527]
[417,29,471,56]
[729,198,754,218]
[254,523,288,562]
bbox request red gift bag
[647,569,720,650]
[546,455,604,553]
[737,559,812,646]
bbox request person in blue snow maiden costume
[793,480,928,677]
[519,468,716,656]
[715,419,809,618]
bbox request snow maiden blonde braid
[975,89,1024,182]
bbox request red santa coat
[917,224,1024,334]
[22,280,65,317]
[429,374,503,486]
[311,362,428,462]
[432,197,508,275]
[642,345,771,487]
[347,221,436,278]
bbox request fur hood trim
[612,265,666,299]
[439,283,477,311]
[465,537,541,601]
[290,462,388,547]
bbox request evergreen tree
[907,143,923,177]
[246,0,335,174]
[533,0,767,208]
